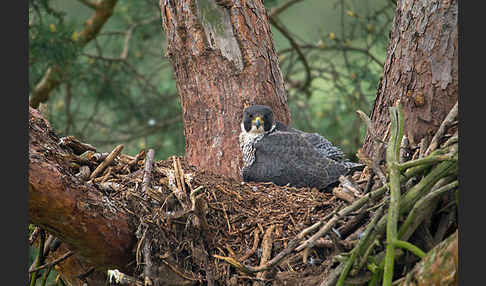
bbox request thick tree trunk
[362,0,458,160]
[159,0,290,180]
[28,1,459,285]
[29,107,136,285]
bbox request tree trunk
[362,0,458,160]
[29,107,136,285]
[159,0,290,180]
[28,1,460,284]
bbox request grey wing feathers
[243,131,350,190]
[274,121,345,160]
[299,132,345,161]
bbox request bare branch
[425,101,458,156]
[269,17,312,92]
[269,0,306,18]
[29,251,75,273]
[279,44,384,67]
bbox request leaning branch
[269,17,312,92]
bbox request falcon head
[241,105,275,134]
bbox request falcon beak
[254,117,263,129]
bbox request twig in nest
[141,149,155,195]
[58,135,97,154]
[29,229,46,286]
[332,187,356,204]
[357,149,387,187]
[76,267,95,280]
[29,226,40,245]
[89,144,123,180]
[128,148,146,170]
[335,205,386,286]
[167,157,190,210]
[296,183,389,253]
[398,180,458,241]
[76,165,91,180]
[319,263,345,286]
[173,156,187,196]
[221,203,232,233]
[143,231,155,286]
[159,257,199,282]
[190,186,205,211]
[190,187,209,231]
[94,166,112,183]
[255,225,276,283]
[363,169,375,193]
[29,251,74,273]
[239,228,261,262]
[107,269,143,286]
[136,227,147,266]
[339,175,362,197]
[337,208,369,240]
[418,137,428,158]
[399,135,410,163]
[356,110,387,146]
[425,101,458,156]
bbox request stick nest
[80,148,367,285]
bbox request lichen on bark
[196,0,243,70]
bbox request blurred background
[29,0,395,283]
[29,0,395,161]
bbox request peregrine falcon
[239,105,362,190]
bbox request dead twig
[107,269,143,286]
[356,110,388,146]
[59,136,97,155]
[333,187,356,203]
[425,101,458,156]
[89,144,123,180]
[255,225,276,284]
[128,149,146,170]
[29,251,74,273]
[239,228,261,262]
[141,149,155,195]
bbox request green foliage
[276,0,394,158]
[29,3,81,89]
[30,0,184,159]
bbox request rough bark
[362,0,458,160]
[159,0,290,180]
[398,230,458,286]
[29,107,137,285]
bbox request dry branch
[141,149,155,195]
[29,251,74,273]
[89,144,123,180]
[425,101,458,156]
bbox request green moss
[197,0,225,36]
